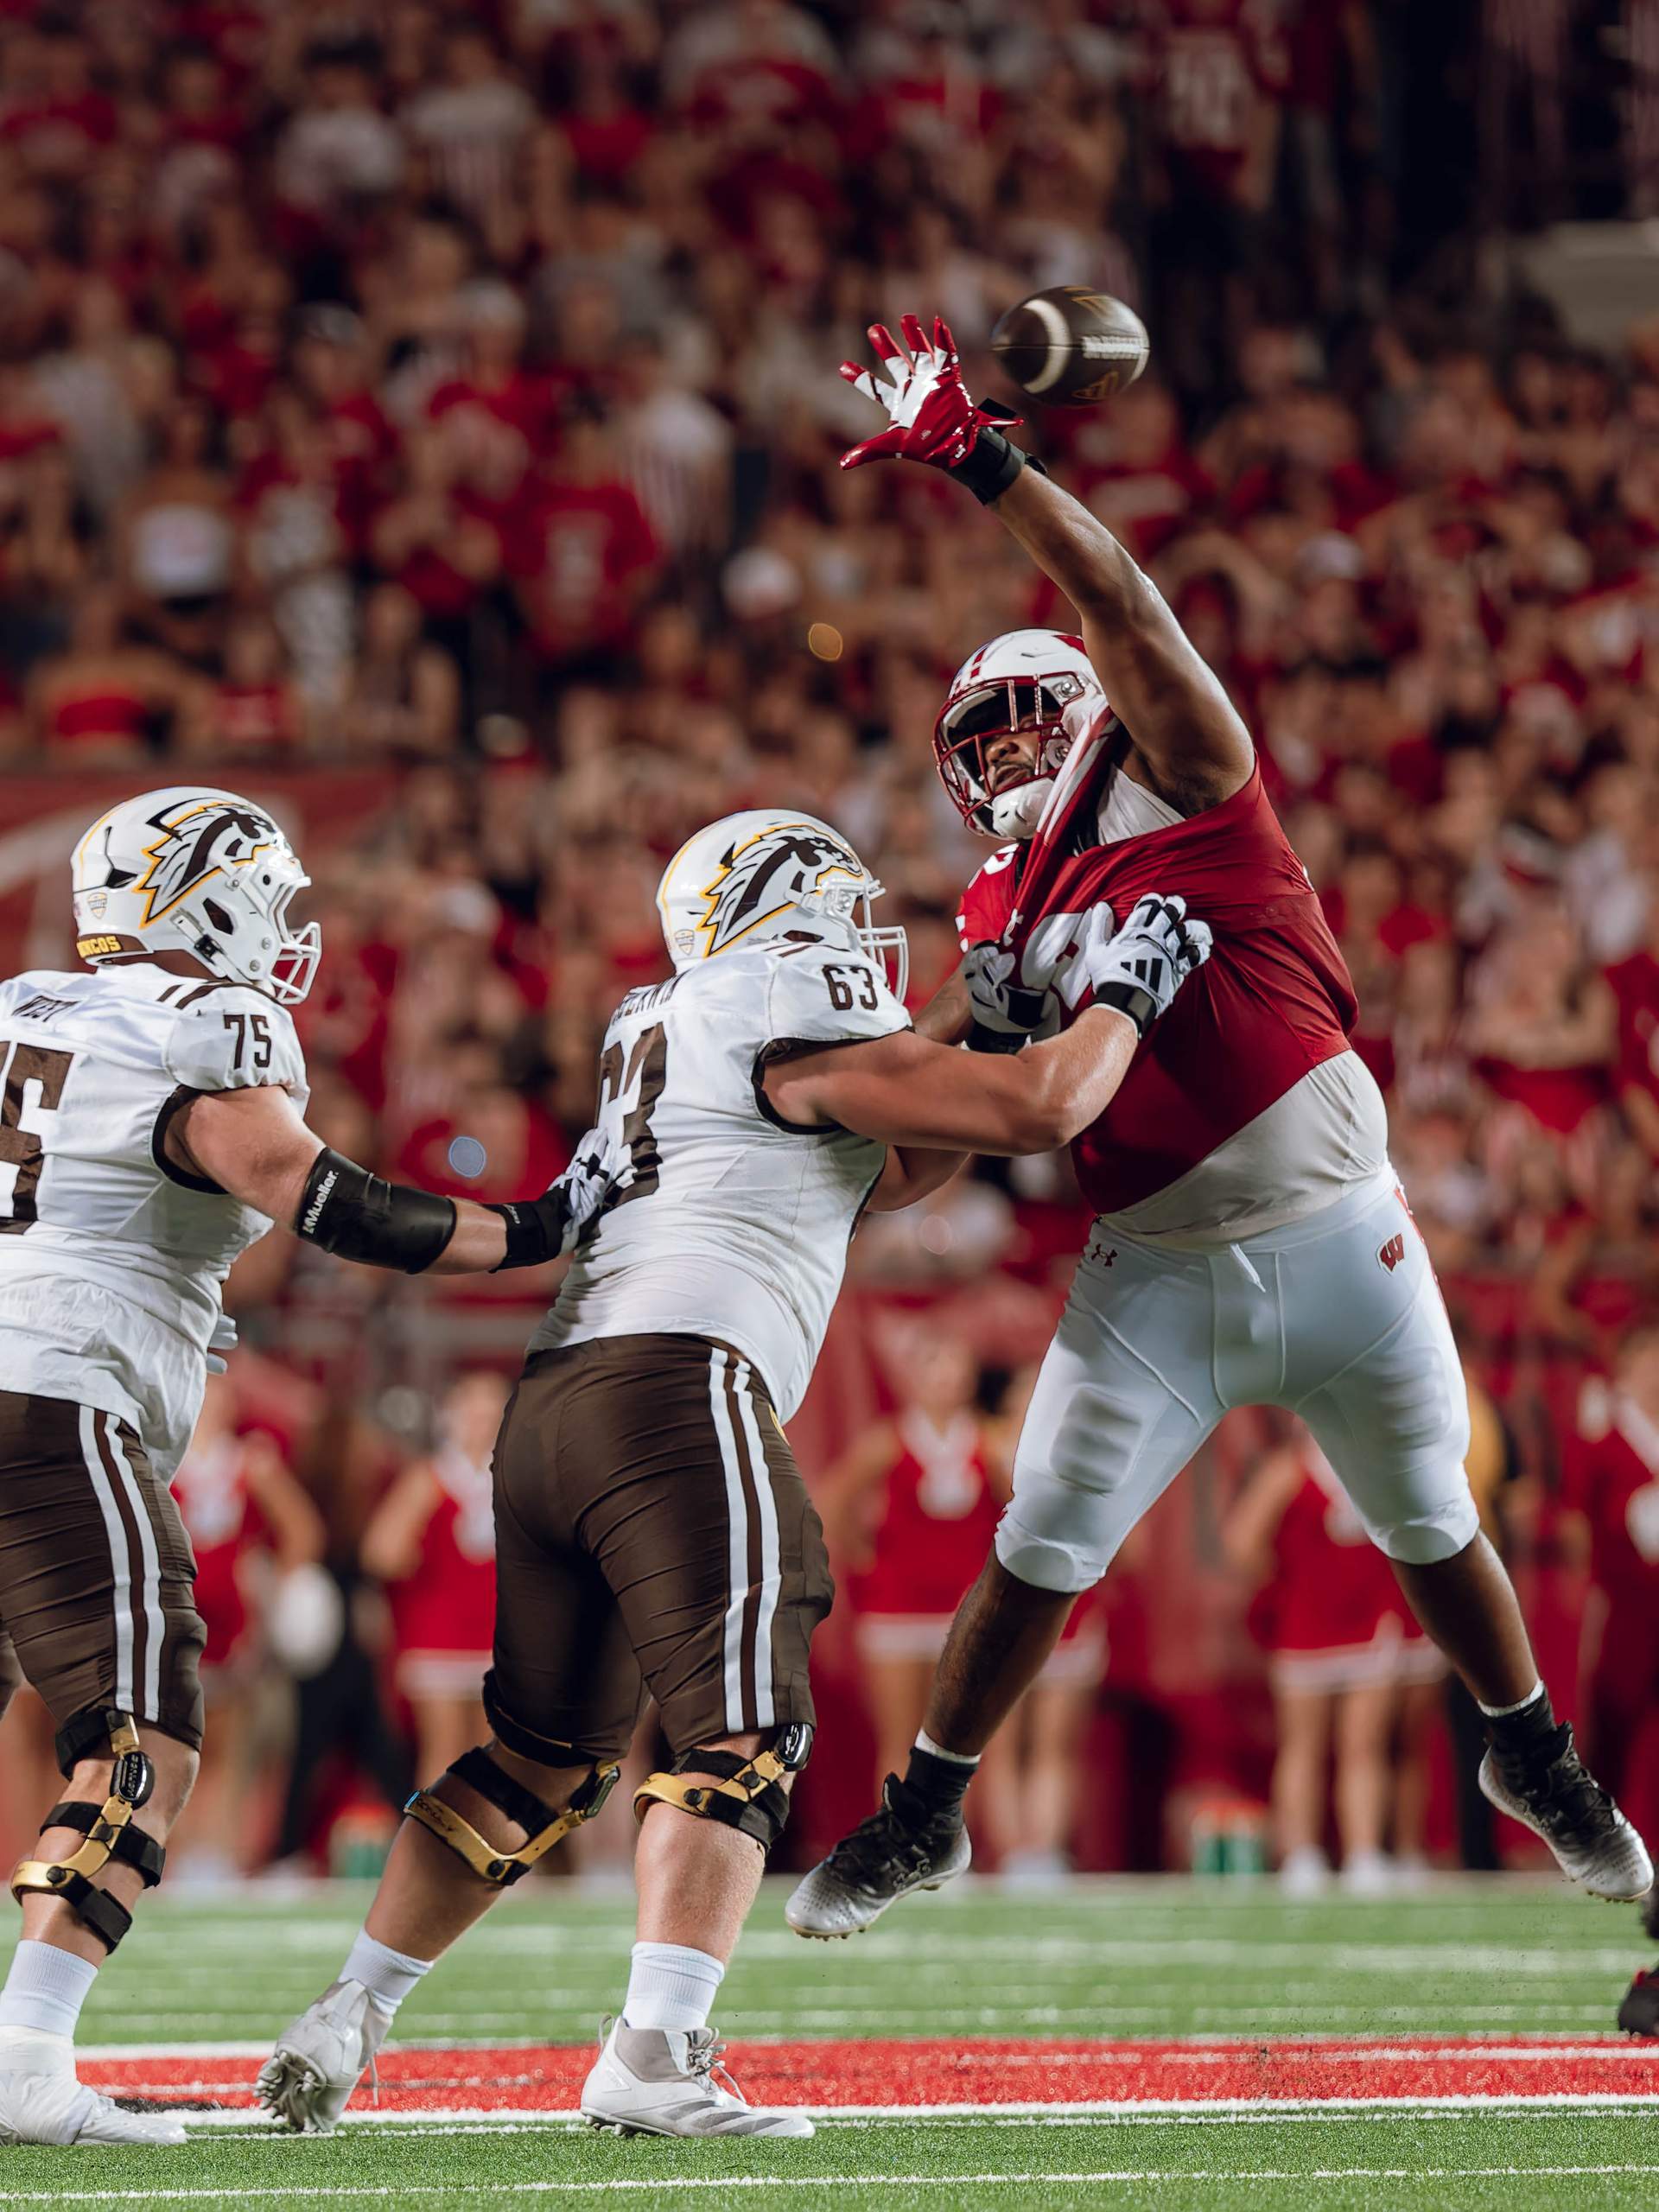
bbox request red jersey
[171,1434,259,1669]
[507,479,658,660]
[957,765,1358,1213]
[1607,950,1659,1117]
[389,1447,497,1660]
[1150,0,1289,197]
[855,1414,1002,1620]
[1571,1410,1659,1605]
[1251,1468,1409,1657]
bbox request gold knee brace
[632,1724,814,1854]
[404,1746,620,1886]
[10,1713,162,1952]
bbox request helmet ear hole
[203,898,235,934]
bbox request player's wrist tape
[950,427,1048,506]
[485,1192,572,1272]
[1091,980,1160,1039]
[295,1148,458,1273]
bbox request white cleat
[0,2033,186,2147]
[256,1979,389,2134]
[785,1778,972,1940]
[1478,1740,1654,1903]
[580,2018,813,2138]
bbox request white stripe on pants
[78,1405,134,1711]
[708,1349,782,1733]
[114,1422,166,1717]
[76,1407,164,1718]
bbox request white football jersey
[531,938,909,1419]
[0,963,308,1476]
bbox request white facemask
[988,779,1054,840]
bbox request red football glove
[839,315,1031,502]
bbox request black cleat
[1618,1966,1659,2037]
[785,1776,971,1939]
[1478,1725,1653,1901]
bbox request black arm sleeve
[294,1148,458,1274]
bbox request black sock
[1484,1686,1564,1764]
[893,1742,977,1826]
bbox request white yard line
[3,2164,1658,2203]
[115,1929,1644,1975]
[157,2093,1659,2131]
[76,2033,1651,2061]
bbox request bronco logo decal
[133,799,281,925]
[696,823,864,957]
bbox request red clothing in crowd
[507,478,658,662]
[1148,0,1289,200]
[390,1446,498,1696]
[853,1412,1003,1624]
[171,1432,265,1674]
[1572,1401,1659,1799]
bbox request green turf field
[1,1877,1653,2209]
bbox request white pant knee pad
[1365,1486,1481,1566]
[994,1501,1109,1596]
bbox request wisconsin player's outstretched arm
[838,314,1253,815]
[988,467,1253,813]
[174,1084,610,1275]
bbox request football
[989,286,1150,407]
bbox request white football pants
[996,1170,1479,1594]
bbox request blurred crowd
[2,0,1659,1875]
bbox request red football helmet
[933,629,1104,838]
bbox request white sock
[0,1942,99,2038]
[341,1931,432,2020]
[622,1942,724,2034]
[1478,1680,1545,1719]
[914,1729,980,1768]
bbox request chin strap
[10,1713,162,1953]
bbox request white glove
[556,1122,616,1252]
[1080,893,1211,1037]
[207,1312,238,1376]
[490,1121,618,1269]
[962,942,1050,1054]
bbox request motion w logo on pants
[1376,1233,1406,1274]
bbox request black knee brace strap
[632,1724,814,1856]
[404,1746,620,1886]
[11,1713,159,1953]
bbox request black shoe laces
[1497,1728,1622,1841]
[823,1779,958,1892]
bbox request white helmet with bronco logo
[657,810,907,998]
[71,785,321,1003]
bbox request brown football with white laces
[990,288,1150,408]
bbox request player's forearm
[913,967,973,1045]
[992,469,1254,792]
[1012,1004,1138,1150]
[868,1145,969,1211]
[993,464,1154,629]
[423,1198,509,1274]
[864,1006,1135,1154]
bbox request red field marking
[80,2037,1659,2118]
